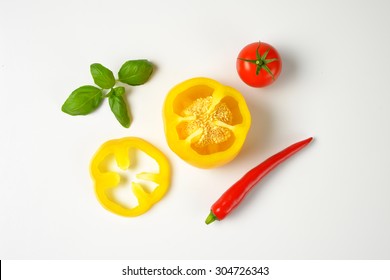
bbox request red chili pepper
[205,137,313,224]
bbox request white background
[1,0,389,260]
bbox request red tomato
[236,41,282,88]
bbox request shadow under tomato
[269,46,299,92]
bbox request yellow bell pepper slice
[90,137,170,217]
[163,77,251,169]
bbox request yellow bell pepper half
[163,77,251,169]
[90,137,170,217]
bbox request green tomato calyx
[238,41,278,80]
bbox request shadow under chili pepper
[221,171,278,222]
[207,137,314,224]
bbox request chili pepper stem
[205,211,218,224]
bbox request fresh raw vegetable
[205,137,313,224]
[236,41,282,88]
[90,137,170,217]
[163,77,251,169]
[61,60,153,128]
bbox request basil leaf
[61,85,103,115]
[90,63,115,89]
[118,59,153,86]
[109,91,131,128]
[113,86,125,96]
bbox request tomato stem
[238,42,278,79]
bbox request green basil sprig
[61,60,153,128]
